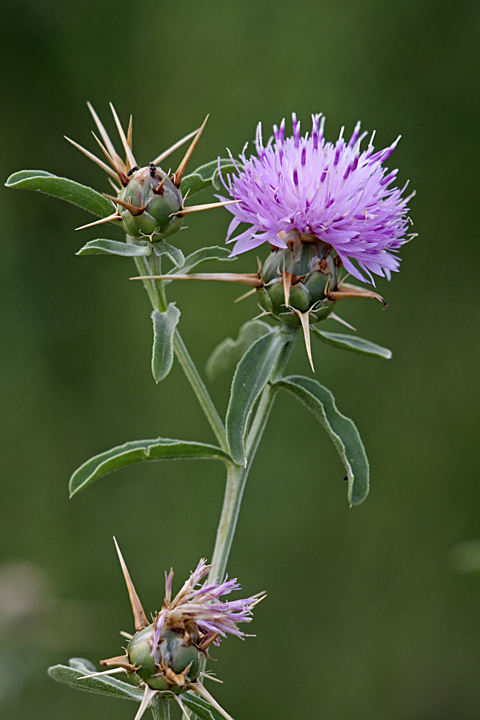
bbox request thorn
[174,199,240,217]
[152,176,166,195]
[252,309,272,320]
[152,127,200,166]
[113,537,149,631]
[120,630,133,640]
[172,115,209,187]
[198,632,221,652]
[91,131,129,186]
[130,272,262,286]
[281,267,295,308]
[110,102,137,172]
[127,115,133,150]
[108,178,122,193]
[164,568,174,604]
[329,282,386,307]
[75,212,122,231]
[87,102,126,175]
[199,671,223,684]
[190,682,234,720]
[78,667,128,680]
[164,667,187,687]
[174,693,191,720]
[64,136,119,181]
[100,654,135,672]
[133,685,158,720]
[290,308,315,371]
[328,312,357,331]
[103,193,145,216]
[235,287,257,303]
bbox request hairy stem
[174,332,228,453]
[150,695,171,720]
[133,254,228,453]
[209,327,298,582]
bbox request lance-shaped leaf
[69,438,232,497]
[312,327,392,359]
[272,375,369,505]
[152,240,185,268]
[76,239,151,256]
[172,245,235,273]
[5,170,114,218]
[183,692,231,720]
[180,158,239,198]
[48,659,144,703]
[206,320,273,381]
[226,329,289,466]
[151,304,181,382]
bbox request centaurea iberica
[221,114,414,284]
[91,540,263,720]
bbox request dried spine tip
[172,115,209,187]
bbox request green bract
[120,166,183,241]
[257,239,337,326]
[127,625,200,693]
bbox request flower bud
[119,166,183,241]
[127,624,200,694]
[257,233,337,326]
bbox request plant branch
[209,327,298,583]
[133,253,228,453]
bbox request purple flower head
[220,114,414,284]
[151,559,263,655]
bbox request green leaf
[272,375,369,505]
[183,692,231,720]
[5,170,114,218]
[48,659,144,703]
[312,327,392,359]
[206,320,273,381]
[172,245,235,274]
[180,158,239,197]
[69,438,232,497]
[159,246,235,287]
[151,304,181,382]
[76,239,151,256]
[226,329,289,466]
[152,239,185,268]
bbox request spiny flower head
[221,113,415,283]
[94,541,263,720]
[67,104,236,241]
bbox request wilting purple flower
[151,559,262,654]
[220,114,414,283]
[97,544,262,720]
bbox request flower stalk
[209,326,298,583]
[133,255,229,454]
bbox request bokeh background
[1,0,480,718]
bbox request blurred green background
[1,0,479,718]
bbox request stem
[134,255,167,312]
[150,695,171,720]
[133,254,228,453]
[174,333,228,453]
[209,327,298,582]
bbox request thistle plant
[6,104,414,720]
